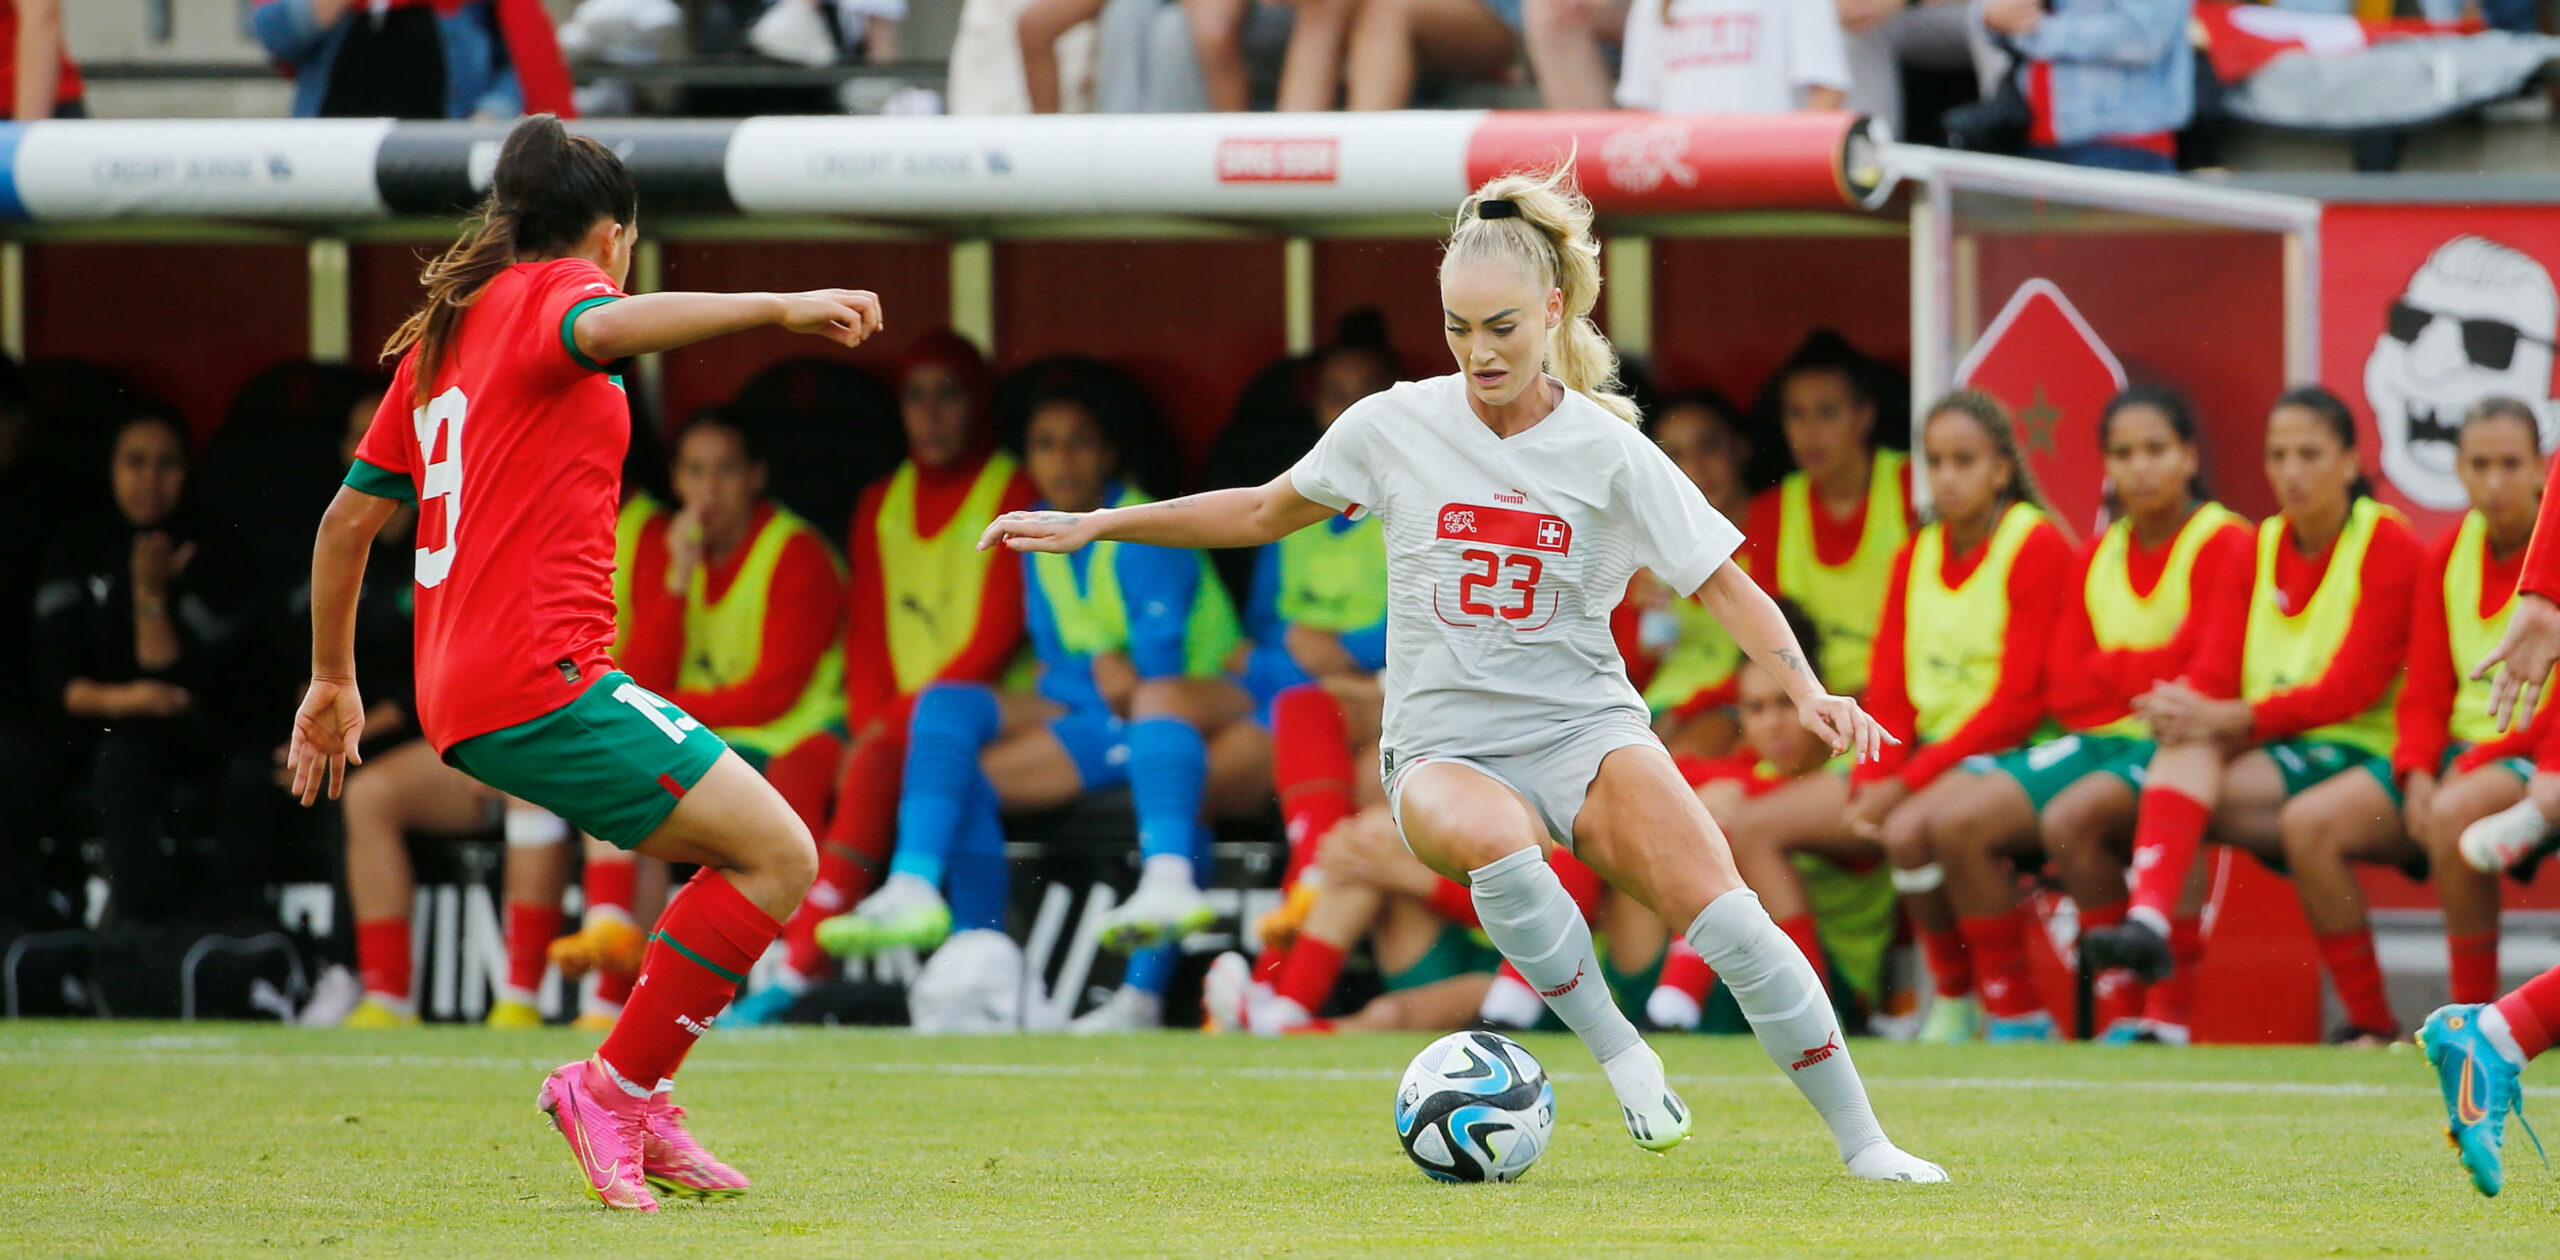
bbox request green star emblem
[2019,385,2063,457]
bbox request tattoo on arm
[1776,648,1809,678]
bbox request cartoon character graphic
[2365,235,2559,511]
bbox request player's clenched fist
[777,288,883,346]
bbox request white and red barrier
[0,110,1893,222]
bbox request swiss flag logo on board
[1954,280,2128,540]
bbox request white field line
[0,1037,2464,1099]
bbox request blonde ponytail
[1443,161,1638,425]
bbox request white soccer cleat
[1099,871,1214,952]
[2461,799,2555,875]
[1069,985,1164,1033]
[1601,1042,1691,1152]
[1846,1140,1950,1183]
[1202,952,1250,1033]
[748,0,839,66]
[297,964,364,1028]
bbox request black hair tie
[1476,198,1521,220]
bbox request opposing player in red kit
[285,115,883,1212]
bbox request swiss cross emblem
[1536,519,1564,549]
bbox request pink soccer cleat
[644,1100,752,1201]
[536,1057,658,1212]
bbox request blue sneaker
[1984,1011,2055,1043]
[723,983,800,1028]
[2419,1003,2537,1197]
[2097,1018,2156,1046]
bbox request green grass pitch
[1,1020,2551,1257]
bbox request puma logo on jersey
[1791,1035,1841,1071]
[1442,508,1479,535]
[1494,489,1525,505]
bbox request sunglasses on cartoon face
[2388,300,2556,372]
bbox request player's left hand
[980,509,1099,554]
[2477,592,2560,732]
[287,675,366,806]
[1799,692,1896,763]
[776,288,883,348]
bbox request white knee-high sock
[1470,847,1642,1066]
[1687,887,1885,1161]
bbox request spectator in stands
[1982,0,2196,173]
[2,0,79,119]
[1276,0,1520,110]
[1840,0,1985,136]
[309,381,575,1029]
[1177,0,1294,111]
[1615,0,1850,112]
[737,334,1032,1021]
[1020,0,1109,110]
[1518,0,1621,109]
[745,0,903,67]
[251,0,577,119]
[36,407,264,925]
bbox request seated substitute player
[818,382,1263,1031]
[2307,398,2554,1018]
[612,410,851,1022]
[1630,389,1757,760]
[983,165,1944,1181]
[1647,598,1845,1030]
[1718,391,2066,1017]
[1926,387,2250,1043]
[290,114,884,1211]
[781,333,1033,1000]
[2081,386,2420,1046]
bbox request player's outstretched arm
[1696,560,1897,762]
[289,485,397,806]
[980,472,1337,555]
[573,288,883,361]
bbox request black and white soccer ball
[1394,1031,1556,1183]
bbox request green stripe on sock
[651,930,747,984]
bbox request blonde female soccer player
[981,166,1943,1182]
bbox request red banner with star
[1952,279,2129,541]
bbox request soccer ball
[1394,1031,1556,1183]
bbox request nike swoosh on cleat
[2457,1048,2492,1127]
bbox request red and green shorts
[445,671,728,851]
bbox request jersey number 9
[412,386,467,589]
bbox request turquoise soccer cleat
[2419,1003,2541,1197]
[1983,1010,2055,1044]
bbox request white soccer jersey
[1287,374,1745,764]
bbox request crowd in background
[25,0,2559,173]
[11,305,2560,1048]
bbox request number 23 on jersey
[1436,502,1572,629]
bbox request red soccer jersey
[351,257,631,752]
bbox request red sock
[2142,915,2203,1031]
[1252,941,1290,984]
[2128,788,2211,923]
[1425,877,1481,928]
[1777,912,1834,991]
[1959,910,2037,1018]
[356,916,412,1005]
[504,901,563,998]
[598,869,782,1087]
[1273,935,1348,1015]
[1915,922,1969,1000]
[2316,928,2397,1033]
[584,858,636,923]
[1657,937,1715,1004]
[594,969,634,1010]
[1551,851,1604,920]
[1271,685,1354,888]
[2493,965,2560,1060]
[790,720,907,979]
[2449,932,2501,1006]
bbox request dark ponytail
[2273,384,2372,501]
[383,114,639,404]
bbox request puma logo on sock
[1790,1034,1840,1071]
[1537,967,1584,999]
